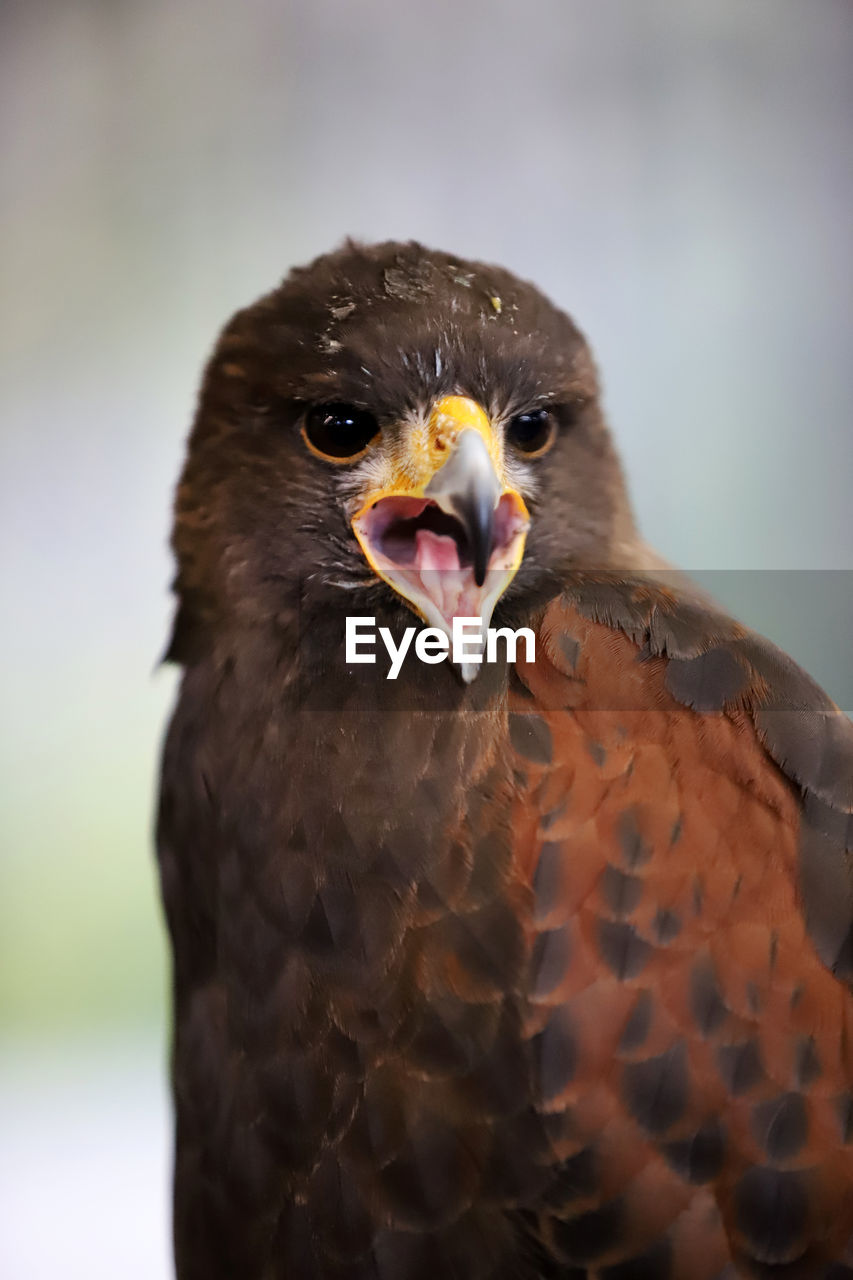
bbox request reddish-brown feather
[508,590,853,1274]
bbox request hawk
[157,240,853,1279]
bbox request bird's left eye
[302,403,380,461]
[506,408,556,457]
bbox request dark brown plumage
[157,240,853,1279]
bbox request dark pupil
[305,403,378,458]
[509,408,551,453]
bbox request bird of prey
[157,240,853,1279]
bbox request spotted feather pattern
[507,577,853,1276]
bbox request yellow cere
[381,395,504,500]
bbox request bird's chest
[210,684,548,1212]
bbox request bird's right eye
[302,403,380,462]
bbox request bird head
[168,241,638,672]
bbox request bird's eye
[506,407,556,457]
[302,403,380,461]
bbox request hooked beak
[423,428,500,586]
[351,396,530,679]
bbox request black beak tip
[461,492,496,590]
[470,521,491,587]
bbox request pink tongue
[415,528,461,573]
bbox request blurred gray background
[1,1,851,1276]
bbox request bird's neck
[195,606,514,882]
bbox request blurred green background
[1,1,851,1275]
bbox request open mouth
[352,492,530,642]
